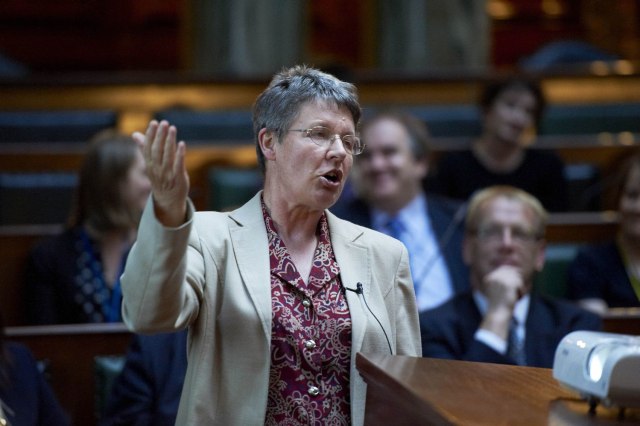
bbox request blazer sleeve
[422,325,514,364]
[392,245,421,356]
[419,302,514,364]
[460,341,513,364]
[121,198,206,333]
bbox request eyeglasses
[470,224,542,245]
[288,126,365,156]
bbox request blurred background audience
[100,331,187,426]
[0,311,69,426]
[25,131,150,325]
[4,1,640,424]
[332,110,469,312]
[420,186,601,368]
[567,151,640,314]
[427,76,569,212]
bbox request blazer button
[302,299,311,308]
[308,385,320,396]
[304,339,316,349]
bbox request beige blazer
[121,192,420,425]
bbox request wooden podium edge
[356,352,454,425]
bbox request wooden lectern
[356,353,640,425]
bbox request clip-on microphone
[345,282,393,355]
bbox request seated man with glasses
[420,185,600,368]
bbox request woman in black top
[429,76,568,212]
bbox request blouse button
[304,339,316,349]
[308,385,320,396]
[302,298,311,308]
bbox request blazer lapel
[225,201,371,347]
[327,212,370,353]
[228,192,272,340]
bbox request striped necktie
[507,318,527,366]
[386,217,406,244]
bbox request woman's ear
[258,128,277,161]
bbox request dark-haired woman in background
[0,313,69,425]
[25,131,151,324]
[428,76,568,212]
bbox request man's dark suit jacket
[420,291,602,368]
[330,194,469,298]
[100,331,188,426]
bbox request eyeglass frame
[467,224,544,245]
[287,126,365,156]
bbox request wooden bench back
[5,323,133,426]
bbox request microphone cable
[345,282,393,355]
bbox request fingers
[141,120,158,162]
[132,131,146,149]
[490,265,523,284]
[162,125,178,172]
[174,140,187,180]
[138,119,188,187]
[138,120,180,170]
[484,265,524,304]
[151,121,170,169]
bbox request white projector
[553,330,640,409]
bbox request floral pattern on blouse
[262,201,352,425]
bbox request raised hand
[133,120,190,227]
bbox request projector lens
[588,343,624,382]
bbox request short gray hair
[252,65,361,174]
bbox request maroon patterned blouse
[262,201,352,425]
